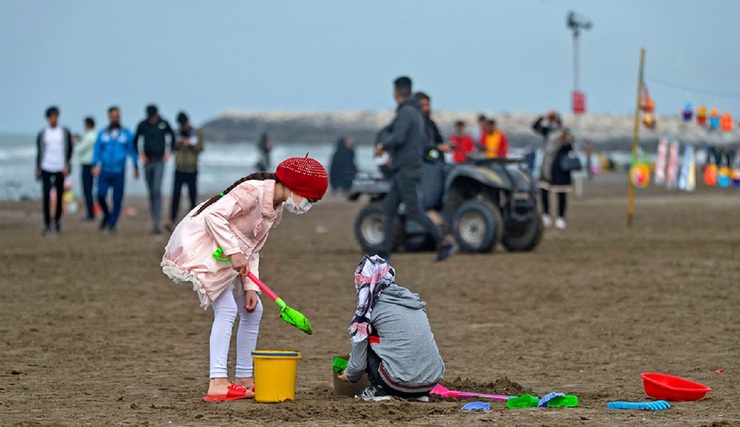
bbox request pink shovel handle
[246,271,279,301]
[458,392,510,401]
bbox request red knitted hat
[275,155,329,200]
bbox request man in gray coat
[338,255,445,401]
[375,76,455,262]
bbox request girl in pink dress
[161,156,328,401]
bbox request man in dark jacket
[133,104,176,234]
[167,111,204,230]
[375,76,456,262]
[415,91,447,164]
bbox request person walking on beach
[74,116,97,221]
[474,114,487,151]
[167,112,204,231]
[532,111,574,229]
[92,106,139,233]
[161,156,328,401]
[375,76,456,262]
[36,106,73,235]
[133,104,176,234]
[256,132,273,171]
[336,255,445,402]
[415,91,448,164]
[448,120,474,164]
[329,136,357,194]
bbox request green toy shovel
[213,247,313,335]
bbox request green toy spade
[213,248,313,335]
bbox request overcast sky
[1,0,738,133]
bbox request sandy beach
[1,174,738,426]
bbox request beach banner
[678,145,695,192]
[654,137,668,185]
[686,146,696,192]
[665,140,680,189]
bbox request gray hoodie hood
[377,284,426,311]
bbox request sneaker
[54,222,61,234]
[42,225,53,236]
[435,242,457,263]
[555,217,566,230]
[99,216,109,231]
[150,226,162,235]
[542,214,552,227]
[356,385,393,402]
[403,395,430,402]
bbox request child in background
[161,156,328,401]
[337,255,445,401]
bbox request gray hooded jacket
[346,285,445,392]
[376,98,426,176]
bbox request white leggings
[209,286,263,378]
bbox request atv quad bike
[348,156,543,254]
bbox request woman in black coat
[533,112,575,230]
[329,137,357,194]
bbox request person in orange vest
[481,119,508,158]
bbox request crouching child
[336,255,445,401]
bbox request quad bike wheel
[450,200,504,253]
[354,203,402,254]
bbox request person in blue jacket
[92,106,140,233]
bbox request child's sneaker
[356,385,393,402]
[542,214,552,227]
[403,395,430,402]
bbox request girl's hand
[229,252,249,275]
[336,373,348,382]
[244,290,259,312]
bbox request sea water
[0,134,379,201]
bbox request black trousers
[365,346,429,399]
[81,164,95,219]
[540,189,567,217]
[41,170,64,227]
[170,170,198,222]
[382,170,444,257]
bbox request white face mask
[283,193,313,215]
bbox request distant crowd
[35,104,203,236]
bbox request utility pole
[627,48,646,228]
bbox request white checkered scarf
[349,255,395,343]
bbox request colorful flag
[678,145,695,192]
[654,137,668,185]
[665,140,680,189]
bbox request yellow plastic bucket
[252,350,301,402]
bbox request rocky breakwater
[201,110,740,151]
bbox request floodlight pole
[569,21,588,197]
[627,48,646,228]
[572,26,580,100]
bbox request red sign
[572,90,586,114]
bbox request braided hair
[192,172,280,217]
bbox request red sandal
[203,382,255,402]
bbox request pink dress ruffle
[161,180,282,309]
